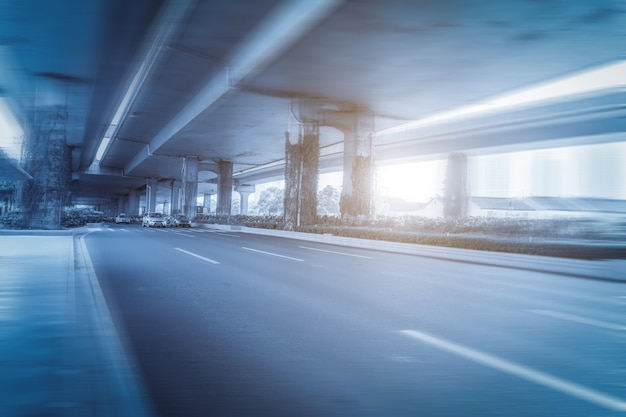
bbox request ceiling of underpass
[0,0,624,201]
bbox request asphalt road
[84,223,626,417]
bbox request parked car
[165,214,191,228]
[142,212,166,227]
[115,213,131,224]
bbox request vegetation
[192,211,626,259]
[0,210,25,229]
[251,187,284,216]
[0,206,105,229]
[60,207,104,227]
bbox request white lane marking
[119,228,130,232]
[195,229,241,237]
[400,329,626,412]
[241,247,304,262]
[174,248,219,264]
[530,310,626,331]
[298,246,373,259]
[174,232,196,238]
[216,233,240,238]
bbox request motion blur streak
[400,329,626,412]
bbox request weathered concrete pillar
[235,184,255,215]
[170,180,181,214]
[117,196,126,214]
[20,76,72,229]
[283,130,299,229]
[340,109,374,218]
[217,160,233,215]
[146,178,158,213]
[299,123,319,225]
[182,157,199,218]
[443,153,468,218]
[283,125,320,228]
[139,191,146,215]
[202,183,217,214]
[284,98,321,229]
[127,188,139,216]
[203,193,212,213]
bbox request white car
[142,212,166,227]
[115,213,131,224]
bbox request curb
[195,223,626,283]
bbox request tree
[253,187,284,216]
[317,185,340,216]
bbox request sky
[0,98,23,161]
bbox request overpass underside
[10,85,626,229]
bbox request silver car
[165,214,191,228]
[115,213,131,224]
[142,212,166,227]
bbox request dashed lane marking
[174,232,196,238]
[241,247,304,262]
[298,246,373,259]
[174,248,219,264]
[400,329,626,412]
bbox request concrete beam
[235,90,626,184]
[124,0,342,175]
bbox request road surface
[84,223,626,417]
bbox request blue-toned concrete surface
[0,233,154,417]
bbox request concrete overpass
[0,0,624,227]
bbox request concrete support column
[235,184,255,215]
[117,196,126,214]
[182,157,198,218]
[284,130,300,229]
[127,188,139,216]
[170,180,181,214]
[299,123,319,225]
[202,183,217,213]
[284,98,321,229]
[139,192,146,215]
[203,194,212,213]
[146,178,158,213]
[21,76,72,229]
[443,153,468,218]
[283,123,320,229]
[340,109,375,218]
[217,160,233,216]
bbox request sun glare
[376,160,446,203]
[0,98,24,161]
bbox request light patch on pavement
[530,310,626,331]
[241,247,304,262]
[174,248,220,264]
[298,246,373,259]
[400,329,626,412]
